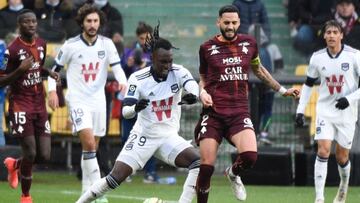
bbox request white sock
[76,176,118,203]
[314,156,328,200]
[82,151,101,193]
[178,167,199,203]
[81,154,91,193]
[338,161,350,188]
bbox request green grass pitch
[1,171,360,203]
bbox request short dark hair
[75,3,106,28]
[218,5,240,17]
[336,0,354,5]
[323,20,344,34]
[17,9,35,23]
[136,21,153,36]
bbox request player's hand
[49,71,60,83]
[282,87,300,99]
[199,90,213,108]
[135,99,150,112]
[335,97,349,110]
[48,90,59,111]
[118,83,127,96]
[178,93,197,105]
[295,113,305,127]
[18,56,34,72]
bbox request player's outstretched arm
[251,63,299,98]
[0,56,33,87]
[48,90,59,111]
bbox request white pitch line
[60,190,178,203]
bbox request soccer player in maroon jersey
[0,9,58,203]
[194,5,299,203]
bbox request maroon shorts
[9,110,51,138]
[194,108,254,146]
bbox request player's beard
[85,28,98,38]
[220,27,238,41]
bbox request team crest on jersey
[208,45,220,55]
[128,84,137,96]
[18,49,27,60]
[341,63,349,71]
[98,51,105,59]
[171,84,179,93]
[238,42,250,54]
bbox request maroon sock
[20,159,33,196]
[196,164,214,203]
[231,151,257,176]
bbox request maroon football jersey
[199,34,258,116]
[1,37,47,113]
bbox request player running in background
[47,4,127,203]
[1,9,58,203]
[295,20,360,203]
[76,23,200,203]
[195,5,299,203]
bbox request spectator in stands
[293,0,335,55]
[296,20,360,203]
[285,0,300,37]
[33,0,74,43]
[248,24,285,145]
[333,0,360,49]
[0,0,25,39]
[232,0,271,40]
[0,39,5,146]
[120,21,160,184]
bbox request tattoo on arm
[251,64,281,91]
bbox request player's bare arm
[199,74,213,107]
[251,63,299,98]
[0,56,34,87]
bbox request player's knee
[37,151,51,163]
[23,148,37,162]
[232,151,257,175]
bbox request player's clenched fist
[295,113,305,127]
[135,99,150,112]
[178,93,197,105]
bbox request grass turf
[1,171,360,203]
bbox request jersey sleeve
[124,74,140,101]
[107,40,121,65]
[199,45,208,75]
[354,50,360,77]
[307,55,319,78]
[0,49,10,74]
[55,42,69,66]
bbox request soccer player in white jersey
[47,4,127,203]
[76,25,200,203]
[295,20,360,203]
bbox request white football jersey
[307,45,360,122]
[124,64,196,137]
[55,34,123,108]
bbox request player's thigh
[334,122,356,150]
[155,135,193,167]
[91,111,106,137]
[69,105,92,134]
[9,111,35,138]
[314,117,335,141]
[194,111,224,145]
[117,131,161,172]
[231,129,257,153]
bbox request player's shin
[76,175,119,203]
[314,156,328,201]
[196,164,214,203]
[338,160,350,187]
[178,159,200,203]
[81,151,101,192]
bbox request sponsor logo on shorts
[75,118,82,126]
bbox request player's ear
[216,17,221,28]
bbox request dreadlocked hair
[144,21,178,53]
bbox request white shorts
[116,131,193,171]
[314,116,356,149]
[68,103,106,137]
